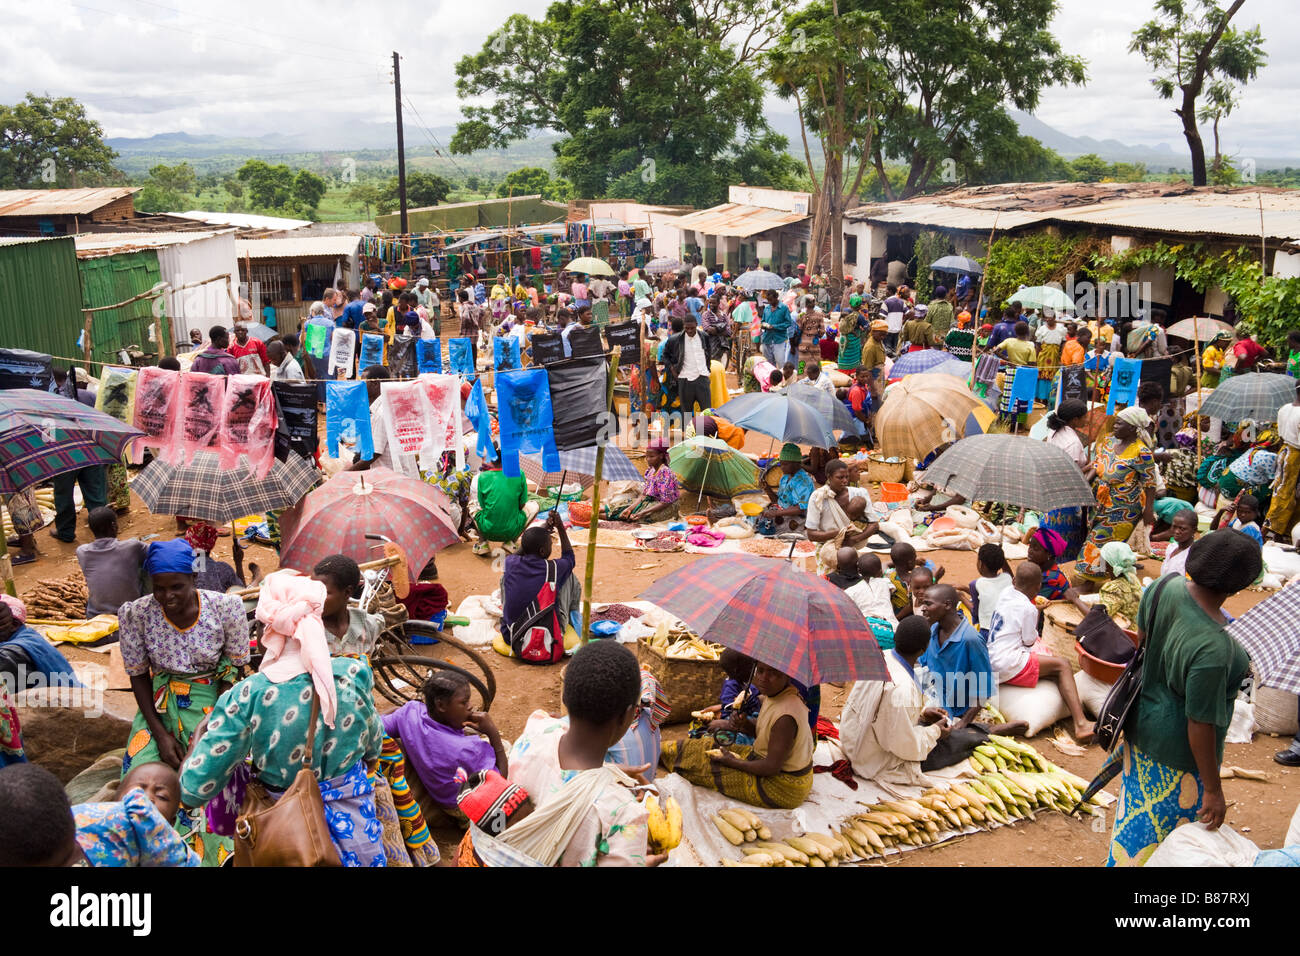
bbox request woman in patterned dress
[1075,408,1156,588]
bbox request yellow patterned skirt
[1107,742,1204,867]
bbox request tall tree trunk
[1178,99,1208,186]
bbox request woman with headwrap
[836,297,869,372]
[118,540,250,776]
[179,570,387,867]
[1040,399,1091,559]
[1107,529,1260,866]
[1075,407,1156,588]
[1096,541,1142,620]
[1025,527,1081,604]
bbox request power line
[403,94,471,181]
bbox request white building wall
[156,232,239,342]
[1274,250,1300,280]
[727,185,811,214]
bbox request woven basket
[636,638,722,724]
[866,455,906,483]
[1041,602,1085,669]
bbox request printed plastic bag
[304,321,328,359]
[218,375,277,477]
[359,333,385,372]
[328,328,356,379]
[388,333,418,378]
[179,372,226,465]
[132,366,181,463]
[496,368,560,478]
[449,338,474,375]
[325,381,373,462]
[379,380,434,459]
[494,335,521,371]
[417,338,442,374]
[415,373,465,471]
[95,366,137,424]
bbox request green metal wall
[0,237,84,367]
[77,250,164,364]
[376,196,567,234]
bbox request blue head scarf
[144,539,196,576]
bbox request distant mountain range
[105,111,1300,176]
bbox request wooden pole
[971,213,1001,378]
[394,51,409,235]
[1194,319,1204,470]
[81,311,93,372]
[581,345,621,644]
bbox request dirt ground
[10,417,1298,865]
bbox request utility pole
[393,50,408,234]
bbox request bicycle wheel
[369,655,493,710]
[384,620,498,706]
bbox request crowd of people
[0,253,1297,871]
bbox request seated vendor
[311,554,384,658]
[806,459,879,576]
[1093,541,1143,621]
[696,648,763,745]
[695,413,745,450]
[661,659,814,810]
[499,514,580,662]
[470,450,539,556]
[609,439,680,523]
[0,595,79,692]
[761,442,814,532]
[839,615,948,786]
[987,562,1095,744]
[918,585,1001,731]
[76,507,146,617]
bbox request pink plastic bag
[132,366,182,464]
[218,375,277,477]
[379,380,434,459]
[416,373,464,468]
[180,372,226,465]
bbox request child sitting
[987,563,1095,743]
[1160,509,1198,577]
[968,543,1013,639]
[844,552,899,630]
[609,439,680,522]
[384,672,507,825]
[507,640,661,866]
[826,545,863,590]
[887,541,944,619]
[697,647,762,744]
[1211,492,1264,548]
[661,659,815,810]
[76,507,147,617]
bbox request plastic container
[740,502,764,517]
[590,620,623,639]
[1075,629,1139,684]
[686,514,709,526]
[879,482,909,505]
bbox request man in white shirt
[690,257,708,289]
[986,562,1095,742]
[804,360,835,393]
[665,313,713,416]
[267,338,304,382]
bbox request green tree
[236,160,295,209]
[0,93,119,188]
[450,0,790,206]
[292,169,327,213]
[847,0,1086,200]
[222,175,244,200]
[496,166,573,201]
[465,174,481,192]
[149,162,196,194]
[1069,153,1111,182]
[348,183,382,219]
[768,0,883,288]
[1129,0,1266,186]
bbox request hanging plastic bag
[449,337,474,375]
[180,372,226,465]
[132,366,181,464]
[325,380,373,462]
[388,333,418,378]
[218,375,277,477]
[359,333,385,372]
[416,373,465,471]
[95,366,137,424]
[304,321,328,359]
[496,368,560,478]
[417,338,442,374]
[379,379,435,460]
[494,335,521,371]
[328,328,356,379]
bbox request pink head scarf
[0,593,26,624]
[255,570,337,728]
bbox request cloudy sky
[1,0,1294,157]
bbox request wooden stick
[581,345,621,644]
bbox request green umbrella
[669,436,760,498]
[565,257,616,276]
[1007,285,1075,312]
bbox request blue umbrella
[714,392,837,447]
[785,382,864,436]
[890,349,952,377]
[734,269,787,293]
[930,255,983,275]
[925,359,975,381]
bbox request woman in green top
[470,455,540,556]
[836,297,868,371]
[1107,528,1261,867]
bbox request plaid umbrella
[921,434,1095,511]
[889,349,953,378]
[734,269,786,293]
[669,436,760,497]
[0,389,143,495]
[1227,583,1300,696]
[1200,373,1296,423]
[520,444,644,489]
[714,392,837,447]
[279,465,458,575]
[132,451,320,524]
[638,554,887,686]
[875,376,985,460]
[785,382,864,436]
[644,257,683,275]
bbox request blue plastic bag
[325,380,373,461]
[449,337,474,375]
[417,338,442,374]
[359,332,385,371]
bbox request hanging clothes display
[326,380,373,462]
[495,368,561,478]
[180,372,226,465]
[272,381,318,463]
[218,375,277,477]
[1001,366,1038,417]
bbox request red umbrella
[279,466,458,575]
[638,554,887,686]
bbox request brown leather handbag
[233,689,342,867]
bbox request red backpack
[506,561,566,664]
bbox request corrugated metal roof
[0,188,138,217]
[172,210,313,230]
[667,202,808,238]
[235,236,361,258]
[73,230,230,257]
[845,201,1048,232]
[1052,190,1300,239]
